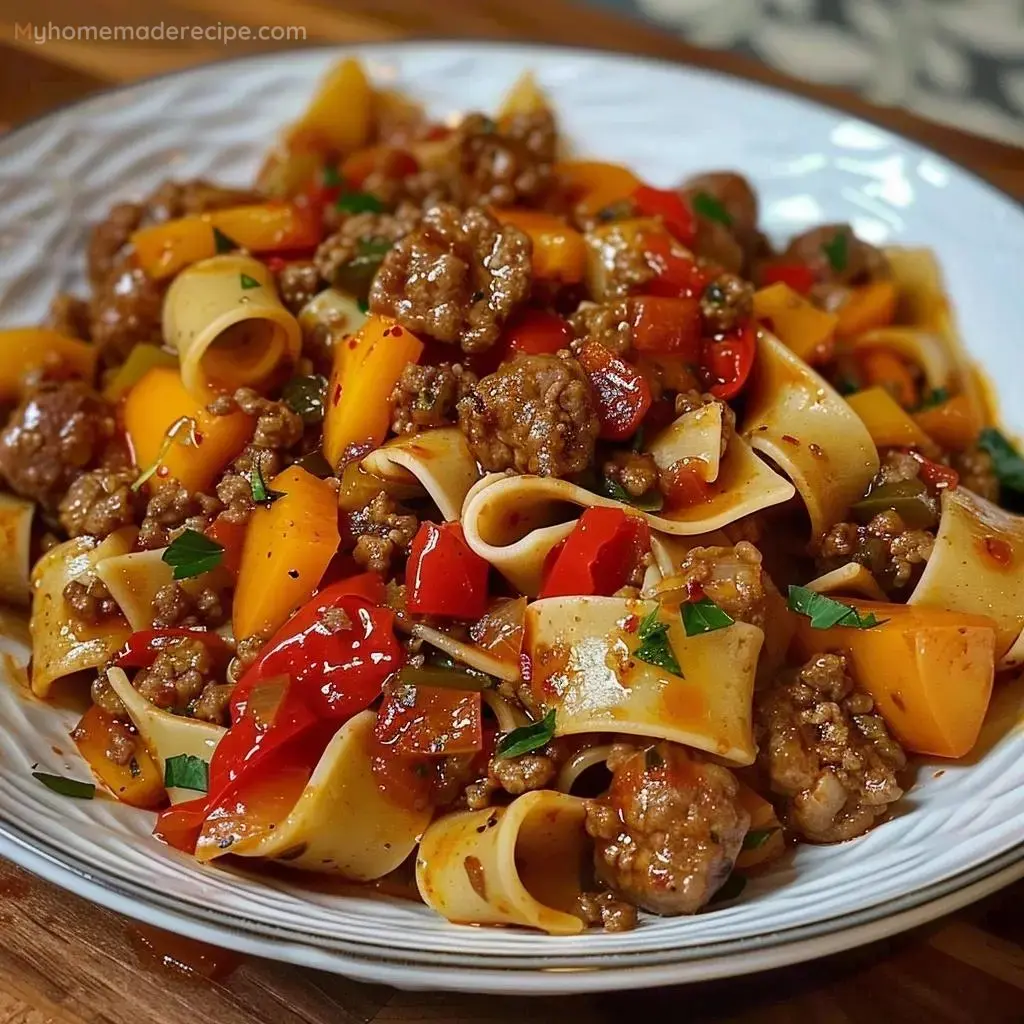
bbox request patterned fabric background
[588,0,1024,144]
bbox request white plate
[1,42,1024,996]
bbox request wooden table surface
[2,2,1023,1022]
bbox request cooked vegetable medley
[4,60,1022,935]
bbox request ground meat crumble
[58,466,141,539]
[369,204,532,353]
[348,492,419,575]
[755,653,906,843]
[133,637,224,719]
[63,575,120,626]
[457,352,599,477]
[389,362,477,436]
[673,541,768,629]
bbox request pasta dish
[3,59,1023,935]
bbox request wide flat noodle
[806,562,887,601]
[742,330,879,539]
[416,790,589,935]
[884,247,988,423]
[201,710,431,878]
[29,530,135,698]
[910,487,1024,663]
[525,596,762,764]
[647,403,723,482]
[461,437,794,596]
[362,427,480,521]
[106,667,225,805]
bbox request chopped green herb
[32,772,95,800]
[240,273,261,290]
[630,426,645,453]
[250,462,285,505]
[692,191,732,227]
[131,416,198,492]
[333,236,394,296]
[822,230,849,274]
[213,226,239,254]
[978,427,1024,494]
[162,529,224,581]
[681,598,734,636]
[710,872,747,904]
[850,479,935,529]
[164,753,209,793]
[915,386,950,411]
[336,191,384,215]
[600,477,664,513]
[322,164,343,188]
[281,374,327,425]
[496,709,556,759]
[742,827,778,851]
[787,585,884,630]
[633,607,682,676]
[357,297,369,314]
[834,375,860,396]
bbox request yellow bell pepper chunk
[751,283,838,364]
[913,394,983,451]
[793,600,996,758]
[846,386,935,451]
[232,465,341,640]
[554,160,641,220]
[322,315,424,471]
[123,367,254,494]
[835,280,899,340]
[490,207,586,284]
[0,328,97,401]
[284,57,373,155]
[73,704,165,808]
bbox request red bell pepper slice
[631,185,697,248]
[642,234,710,299]
[540,507,650,598]
[660,458,713,509]
[374,684,483,757]
[630,295,702,357]
[577,341,652,441]
[900,449,960,491]
[406,522,490,620]
[205,516,248,578]
[760,262,816,296]
[504,309,574,356]
[701,321,757,401]
[113,629,230,670]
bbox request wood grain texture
[1,1,1023,1020]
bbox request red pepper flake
[265,256,287,274]
[391,326,404,336]
[781,434,800,446]
[622,614,639,633]
[685,579,706,602]
[383,328,392,337]
[982,535,1013,567]
[193,430,204,446]
[332,383,342,406]
[347,337,358,350]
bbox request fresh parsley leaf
[681,598,735,636]
[162,529,224,581]
[282,374,328,425]
[336,191,384,215]
[322,164,343,188]
[600,477,664,512]
[710,872,747,904]
[978,427,1024,494]
[692,191,732,227]
[132,416,198,492]
[240,273,261,290]
[496,709,556,759]
[822,230,849,273]
[33,772,95,799]
[333,237,394,295]
[357,297,369,314]
[250,462,285,505]
[356,237,394,259]
[915,386,950,411]
[742,827,778,851]
[787,585,884,630]
[213,226,239,254]
[634,607,682,675]
[164,754,209,792]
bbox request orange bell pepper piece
[490,207,586,284]
[322,315,424,470]
[751,283,838,365]
[913,394,982,451]
[857,348,918,409]
[122,366,254,494]
[283,57,373,155]
[0,328,98,401]
[132,202,322,280]
[554,160,641,220]
[72,705,165,808]
[835,280,899,340]
[793,600,996,758]
[232,464,341,640]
